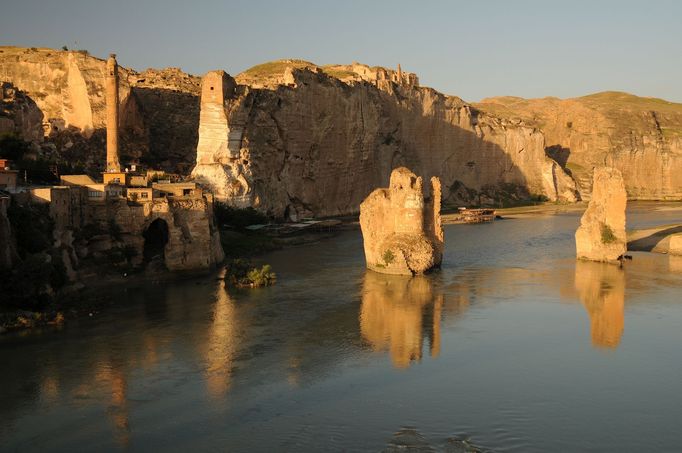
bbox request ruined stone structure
[105,54,121,172]
[191,71,250,205]
[360,167,443,275]
[575,167,627,262]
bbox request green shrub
[382,249,395,265]
[225,259,276,287]
[601,223,617,244]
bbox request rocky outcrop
[360,167,442,275]
[475,92,682,200]
[575,167,627,262]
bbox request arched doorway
[143,218,169,265]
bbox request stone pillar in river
[105,53,120,172]
[575,167,627,262]
[359,167,444,275]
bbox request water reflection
[360,272,443,368]
[574,261,625,348]
[204,281,238,399]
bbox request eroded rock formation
[360,167,442,275]
[575,167,627,262]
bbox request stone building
[21,52,225,273]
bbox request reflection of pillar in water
[360,272,440,368]
[575,261,625,348]
[205,281,237,398]
[94,363,130,447]
[109,370,130,447]
[430,295,443,358]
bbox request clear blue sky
[2,0,681,102]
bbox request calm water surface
[2,203,682,452]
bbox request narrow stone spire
[106,53,120,172]
[397,63,402,85]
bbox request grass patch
[239,59,317,79]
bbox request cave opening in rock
[143,218,169,264]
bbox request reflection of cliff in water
[574,261,625,349]
[360,272,445,368]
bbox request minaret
[106,53,120,172]
[397,63,402,85]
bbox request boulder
[360,167,443,275]
[575,167,627,262]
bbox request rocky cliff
[0,46,196,173]
[1,47,579,216]
[195,61,579,218]
[475,92,682,200]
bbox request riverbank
[0,222,351,334]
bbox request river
[2,203,682,452]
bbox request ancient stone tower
[191,70,251,205]
[106,53,120,172]
[359,167,444,275]
[195,70,236,164]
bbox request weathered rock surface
[360,167,442,275]
[475,92,682,200]
[575,167,627,262]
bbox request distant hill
[474,92,682,199]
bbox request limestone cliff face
[0,47,199,173]
[475,92,682,200]
[195,64,578,218]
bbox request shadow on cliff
[131,87,200,173]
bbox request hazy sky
[2,0,680,102]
